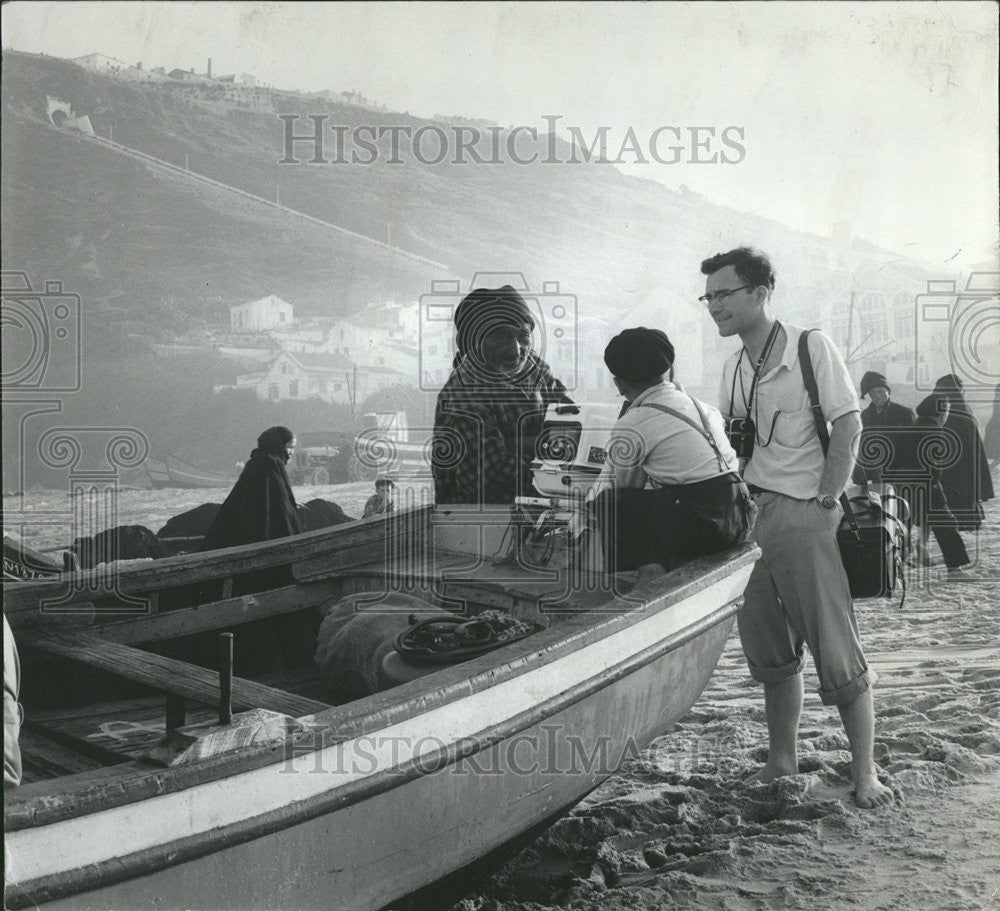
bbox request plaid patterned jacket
[432,354,572,504]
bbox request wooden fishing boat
[2,530,66,581]
[3,504,758,910]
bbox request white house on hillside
[224,349,411,407]
[232,350,354,405]
[230,295,293,331]
[72,53,127,72]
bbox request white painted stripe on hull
[7,570,747,884]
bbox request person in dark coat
[893,393,971,576]
[854,371,914,484]
[201,426,301,551]
[432,286,572,505]
[934,374,994,530]
[984,382,1000,468]
[189,427,310,673]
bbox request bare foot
[854,772,895,809]
[744,759,797,784]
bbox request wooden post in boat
[166,694,186,732]
[218,632,233,726]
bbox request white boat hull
[5,555,753,911]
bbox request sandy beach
[448,486,1000,911]
[5,477,999,911]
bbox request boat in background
[2,530,66,580]
[145,454,237,490]
[4,504,758,910]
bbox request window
[268,384,279,400]
[289,381,299,397]
[280,363,287,374]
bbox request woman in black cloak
[186,427,312,674]
[933,375,995,531]
[201,426,301,553]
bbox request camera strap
[728,320,781,419]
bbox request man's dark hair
[700,247,776,291]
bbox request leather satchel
[799,331,907,605]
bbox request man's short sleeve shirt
[719,323,858,499]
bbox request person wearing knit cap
[858,371,914,429]
[432,285,571,504]
[853,371,914,483]
[932,373,994,530]
[589,327,754,582]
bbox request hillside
[1,50,893,329]
[1,51,950,484]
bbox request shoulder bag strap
[635,400,729,474]
[798,330,863,542]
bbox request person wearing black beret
[432,285,572,504]
[853,371,914,484]
[589,326,756,582]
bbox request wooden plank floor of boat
[20,664,335,780]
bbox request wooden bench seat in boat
[19,628,330,718]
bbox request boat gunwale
[2,504,434,618]
[4,591,746,911]
[5,541,758,831]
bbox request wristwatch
[818,494,838,509]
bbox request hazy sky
[3,1,997,272]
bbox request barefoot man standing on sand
[701,246,894,809]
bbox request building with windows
[224,348,414,406]
[230,295,293,332]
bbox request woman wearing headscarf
[431,286,572,505]
[191,427,307,673]
[933,375,994,530]
[201,426,301,551]
[894,393,971,576]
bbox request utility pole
[845,290,855,362]
[184,152,189,171]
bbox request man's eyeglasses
[699,284,754,306]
